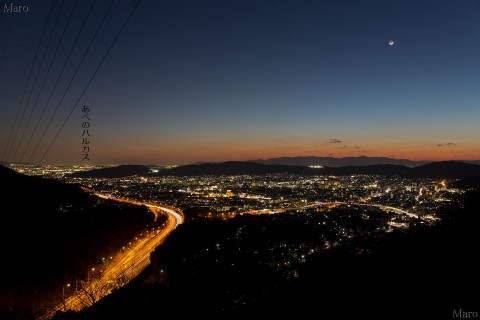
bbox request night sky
[1,0,480,165]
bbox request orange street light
[87,268,95,282]
[62,283,71,311]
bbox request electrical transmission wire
[2,0,55,165]
[0,14,12,78]
[21,0,97,164]
[29,0,117,164]
[10,0,65,162]
[38,0,142,165]
[0,15,12,164]
[18,0,80,163]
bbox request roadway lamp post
[102,256,114,266]
[87,268,95,282]
[62,283,71,311]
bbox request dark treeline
[0,166,155,319]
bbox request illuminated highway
[308,201,438,221]
[40,192,432,319]
[242,200,438,223]
[40,194,183,319]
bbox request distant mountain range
[163,161,480,179]
[407,161,480,179]
[246,156,480,167]
[67,164,150,178]
[165,161,313,176]
[66,160,480,180]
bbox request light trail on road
[39,193,184,319]
[40,192,432,319]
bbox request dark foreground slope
[55,190,479,320]
[0,166,154,320]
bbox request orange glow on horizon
[50,137,480,165]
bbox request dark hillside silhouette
[0,165,156,320]
[53,189,479,320]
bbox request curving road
[298,201,435,221]
[40,194,433,319]
[40,194,184,319]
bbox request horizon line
[3,156,480,167]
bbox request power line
[0,13,12,78]
[2,0,55,165]
[0,15,12,163]
[22,0,97,164]
[10,0,65,162]
[38,0,142,165]
[30,0,117,164]
[19,0,80,163]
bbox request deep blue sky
[1,0,480,165]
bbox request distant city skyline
[1,0,480,165]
